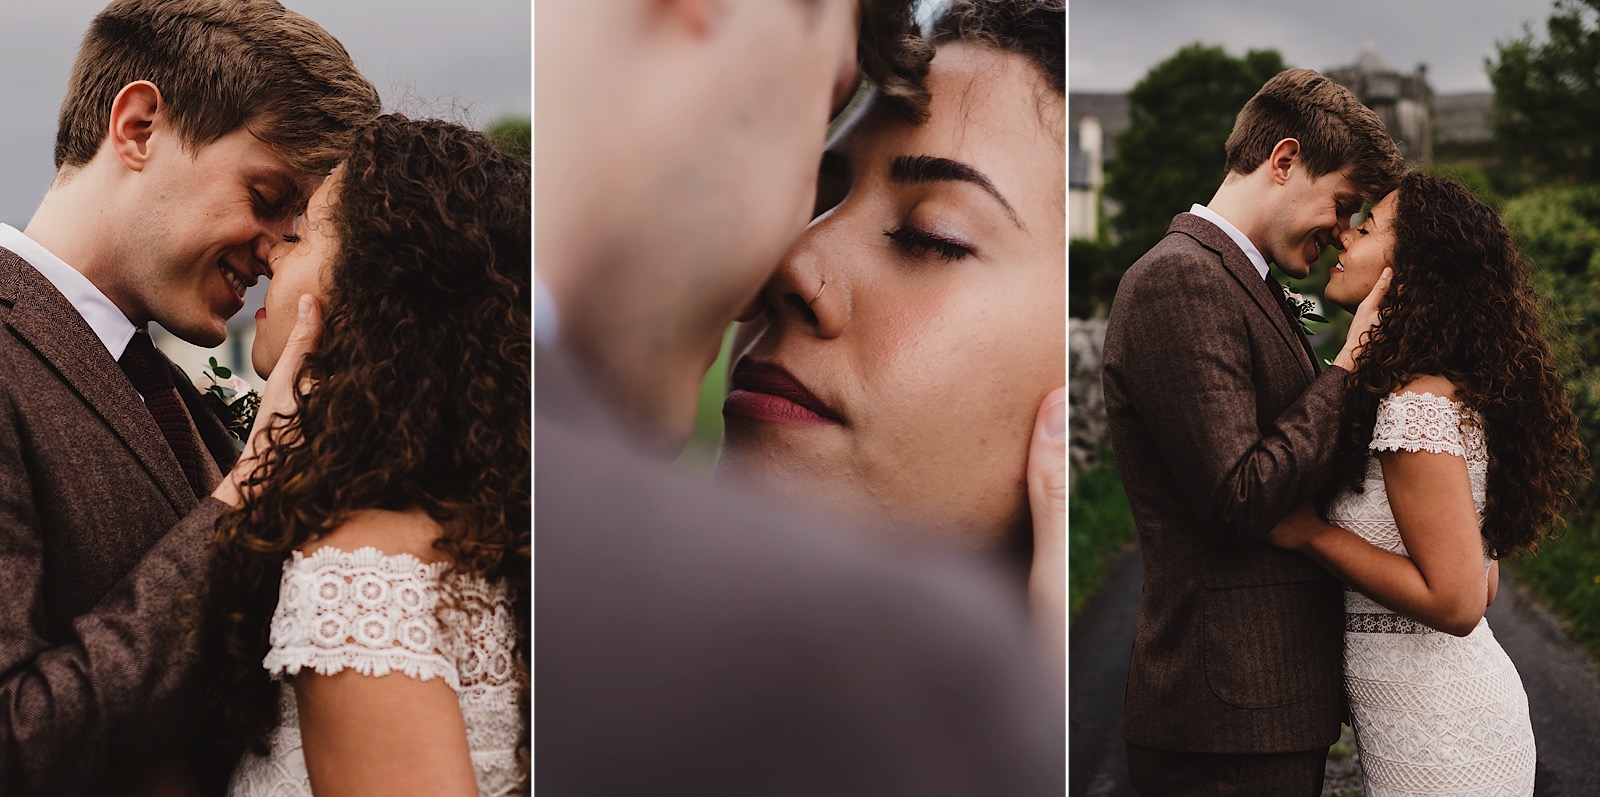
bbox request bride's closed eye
[883,225,973,262]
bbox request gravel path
[1069,545,1600,796]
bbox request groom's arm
[1108,254,1346,546]
[0,392,225,794]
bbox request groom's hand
[213,295,323,507]
[1332,266,1393,371]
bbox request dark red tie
[119,331,208,497]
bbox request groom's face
[1265,164,1363,280]
[109,124,314,346]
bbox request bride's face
[1326,190,1399,313]
[716,42,1065,545]
[253,168,338,378]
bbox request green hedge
[1068,455,1137,621]
[1508,513,1600,661]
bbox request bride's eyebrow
[890,154,1022,229]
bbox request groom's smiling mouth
[218,260,260,300]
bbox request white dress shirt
[0,223,138,360]
[1188,204,1270,280]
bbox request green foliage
[1501,186,1600,494]
[1104,44,1287,257]
[1508,516,1600,661]
[675,326,736,472]
[1068,455,1137,621]
[486,116,530,162]
[1489,0,1600,190]
[1069,237,1134,318]
[1419,162,1505,212]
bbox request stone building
[1325,46,1435,163]
[1068,91,1128,241]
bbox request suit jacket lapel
[0,249,196,512]
[1168,214,1316,380]
[177,368,237,483]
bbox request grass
[1505,510,1600,662]
[1068,455,1138,621]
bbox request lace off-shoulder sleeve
[262,546,460,689]
[1369,391,1471,459]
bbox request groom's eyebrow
[891,155,1022,228]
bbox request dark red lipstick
[723,359,842,426]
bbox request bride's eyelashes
[883,225,973,262]
[282,233,301,244]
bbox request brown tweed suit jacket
[1102,214,1348,754]
[535,347,1064,795]
[0,247,237,794]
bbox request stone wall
[1069,318,1108,491]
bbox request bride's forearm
[1294,518,1485,636]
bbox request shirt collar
[1189,204,1270,280]
[0,223,139,359]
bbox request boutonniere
[197,357,260,451]
[1281,285,1328,337]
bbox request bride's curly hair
[203,114,530,760]
[1331,171,1587,556]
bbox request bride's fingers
[1026,386,1067,683]
[1027,386,1068,547]
[254,295,322,437]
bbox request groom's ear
[106,81,164,173]
[1268,137,1301,185]
[653,0,727,38]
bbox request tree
[1502,185,1600,506]
[486,116,530,162]
[1489,0,1600,189]
[1103,44,1287,258]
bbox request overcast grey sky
[0,0,530,228]
[1070,0,1558,94]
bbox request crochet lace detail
[228,546,524,796]
[1324,391,1534,795]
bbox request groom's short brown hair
[1224,68,1405,201]
[54,0,380,178]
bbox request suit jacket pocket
[1202,581,1338,709]
[1202,545,1327,589]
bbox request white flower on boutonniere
[1281,284,1328,338]
[196,357,260,451]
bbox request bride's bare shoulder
[1393,374,1460,401]
[297,508,448,564]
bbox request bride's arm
[1269,378,1490,635]
[295,670,476,796]
[288,514,479,797]
[1272,446,1486,636]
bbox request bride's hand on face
[1026,387,1066,680]
[212,295,323,507]
[1333,266,1393,371]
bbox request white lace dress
[1324,392,1534,796]
[228,546,524,796]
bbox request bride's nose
[762,227,849,339]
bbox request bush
[1068,455,1137,620]
[1509,516,1600,660]
[1501,186,1600,505]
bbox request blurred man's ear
[655,0,722,37]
